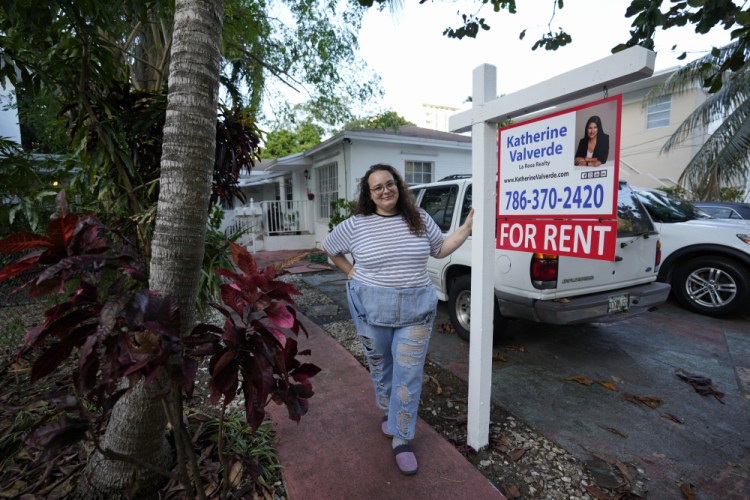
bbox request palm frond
[663,70,750,150]
[679,96,750,195]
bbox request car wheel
[448,275,507,343]
[672,255,749,316]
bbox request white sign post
[450,46,656,451]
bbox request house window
[405,161,433,185]
[647,95,671,129]
[316,162,338,218]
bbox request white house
[222,125,472,251]
[224,67,716,252]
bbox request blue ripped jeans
[346,279,438,440]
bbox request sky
[356,0,732,124]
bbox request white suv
[632,187,750,316]
[410,177,671,341]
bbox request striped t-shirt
[323,210,444,288]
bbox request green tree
[263,119,323,158]
[342,110,414,131]
[15,86,70,153]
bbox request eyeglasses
[369,180,396,195]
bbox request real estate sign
[497,95,622,261]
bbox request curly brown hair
[356,164,425,235]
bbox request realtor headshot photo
[573,101,617,168]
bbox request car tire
[448,275,507,343]
[671,255,749,316]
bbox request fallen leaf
[598,424,628,438]
[661,413,684,424]
[503,483,522,498]
[229,461,243,487]
[566,375,594,386]
[428,375,443,395]
[597,380,619,392]
[491,352,508,362]
[203,478,220,498]
[455,413,467,424]
[614,460,633,486]
[9,361,29,373]
[499,344,525,352]
[511,447,527,461]
[494,435,511,453]
[585,484,609,500]
[680,482,695,500]
[676,372,725,404]
[276,249,313,271]
[0,479,27,498]
[621,392,664,409]
[585,448,616,465]
[131,330,159,353]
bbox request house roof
[262,125,471,171]
[343,125,471,143]
[238,169,286,187]
[237,159,287,186]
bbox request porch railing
[260,200,312,235]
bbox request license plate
[608,294,630,313]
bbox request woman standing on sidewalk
[323,164,473,475]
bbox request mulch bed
[0,306,285,499]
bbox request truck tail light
[655,240,662,266]
[531,253,558,289]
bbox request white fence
[260,200,313,235]
[223,199,314,252]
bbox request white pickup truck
[410,176,672,341]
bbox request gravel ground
[285,273,641,500]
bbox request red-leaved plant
[0,192,319,462]
[188,240,321,429]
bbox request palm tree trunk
[78,1,225,497]
[150,0,224,323]
[78,380,174,499]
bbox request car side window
[617,185,655,236]
[460,184,472,226]
[419,185,458,232]
[635,189,707,223]
[702,206,736,219]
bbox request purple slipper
[393,444,418,475]
[381,416,393,438]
